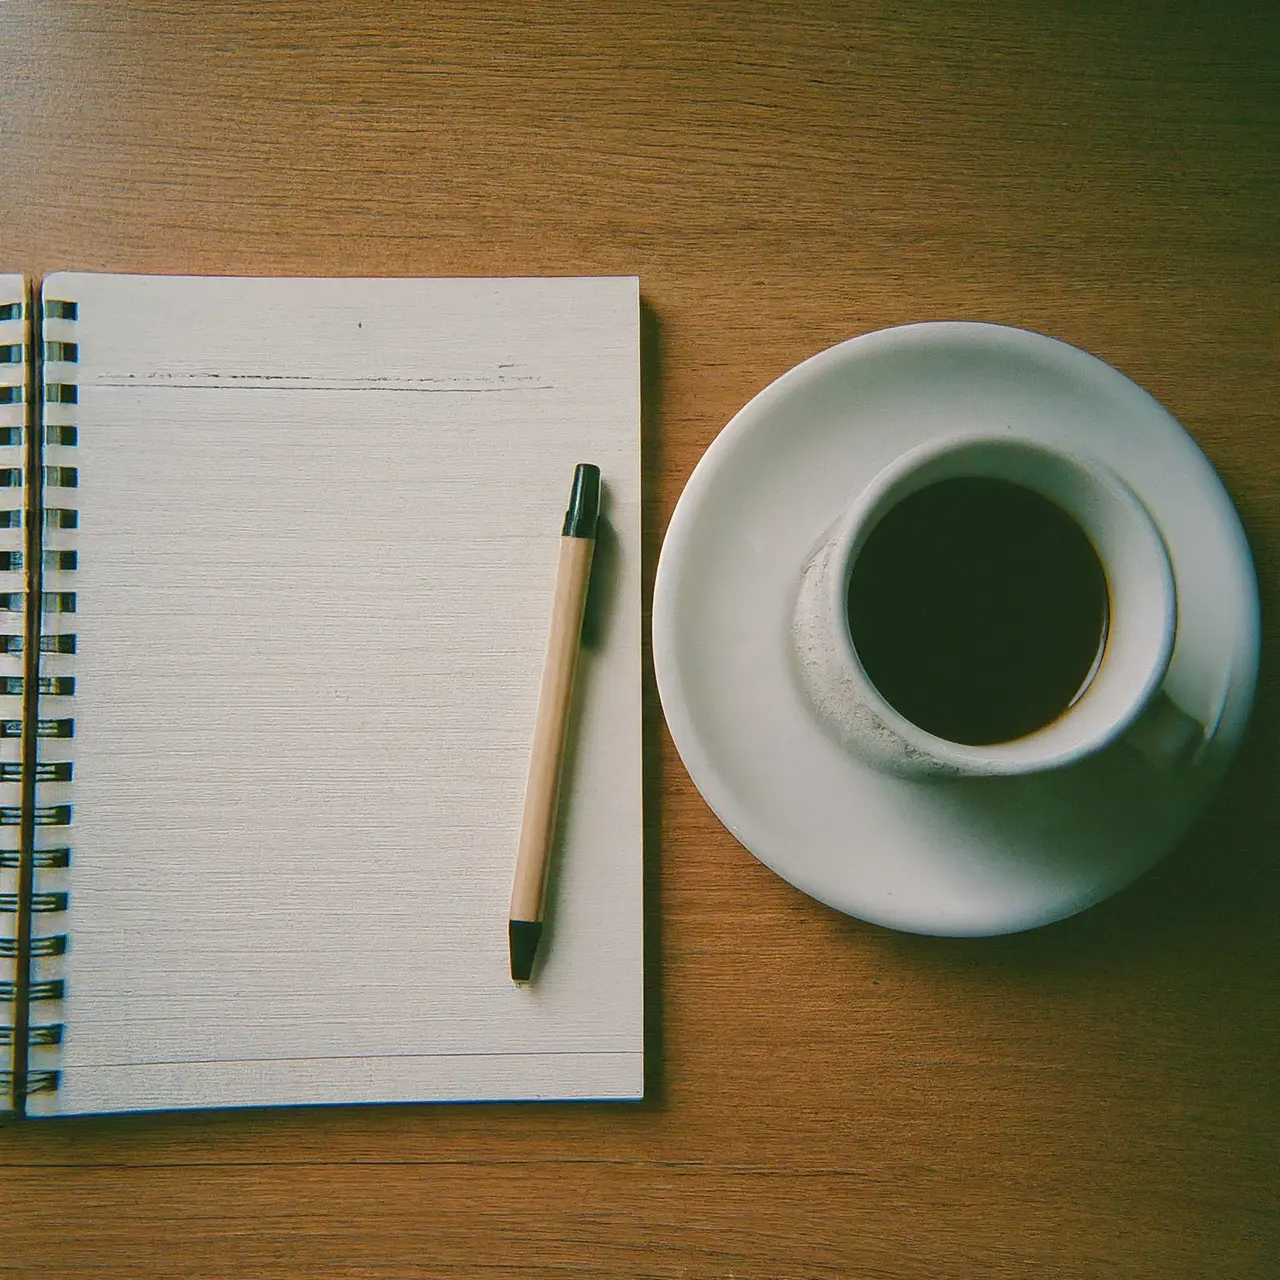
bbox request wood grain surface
[1,1,1277,1276]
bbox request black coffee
[845,477,1108,745]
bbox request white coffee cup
[790,436,1204,778]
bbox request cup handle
[1122,690,1208,770]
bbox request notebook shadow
[638,298,666,1106]
[542,296,666,1106]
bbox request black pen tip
[562,463,601,539]
[509,919,543,982]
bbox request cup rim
[823,434,1176,775]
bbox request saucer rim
[652,321,1261,936]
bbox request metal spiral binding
[0,282,31,1110]
[0,1070,59,1094]
[0,934,66,956]
[0,634,77,657]
[0,891,68,912]
[0,847,69,869]
[0,1023,61,1045]
[0,980,63,1001]
[0,805,71,826]
[0,718,74,739]
[21,293,78,1109]
[0,761,72,782]
[1,290,77,1111]
[0,677,74,697]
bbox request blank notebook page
[36,273,642,1115]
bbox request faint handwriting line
[85,371,552,393]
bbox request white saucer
[653,323,1260,936]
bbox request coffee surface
[846,477,1108,745]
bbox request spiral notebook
[0,272,643,1118]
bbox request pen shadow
[541,298,666,1106]
[580,493,618,651]
[540,493,618,953]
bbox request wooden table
[2,3,1276,1275]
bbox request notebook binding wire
[0,284,76,1114]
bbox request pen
[508,463,601,982]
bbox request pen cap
[562,464,601,539]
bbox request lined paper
[30,274,642,1116]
